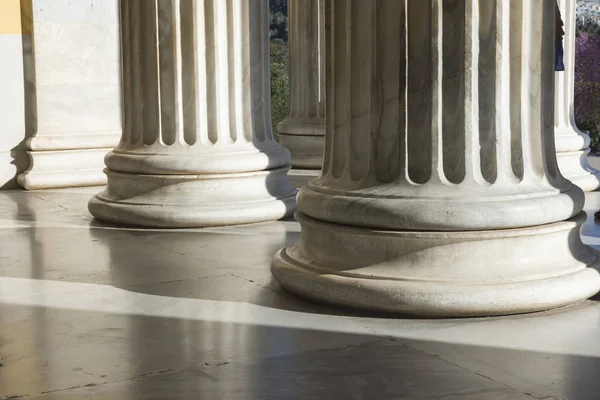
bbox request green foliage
[575,27,600,149]
[269,0,289,139]
[577,21,600,36]
[270,38,289,65]
[269,0,288,41]
[270,60,289,139]
[578,116,600,150]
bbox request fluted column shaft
[111,0,288,173]
[89,0,296,228]
[277,0,325,169]
[554,0,600,191]
[272,0,600,317]
[298,0,583,231]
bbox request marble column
[16,0,122,189]
[555,0,600,191]
[277,0,325,169]
[272,0,600,317]
[89,0,296,228]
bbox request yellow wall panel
[0,0,22,34]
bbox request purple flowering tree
[575,30,600,147]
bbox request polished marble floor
[0,178,600,399]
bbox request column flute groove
[277,0,326,169]
[272,0,600,317]
[89,0,296,228]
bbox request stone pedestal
[277,0,325,169]
[555,0,600,191]
[16,0,121,189]
[272,0,600,317]
[89,0,296,228]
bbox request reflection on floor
[0,185,599,400]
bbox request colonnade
[85,0,600,316]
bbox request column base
[556,150,600,192]
[287,169,321,189]
[277,118,325,169]
[272,212,600,317]
[278,134,325,169]
[298,182,585,231]
[17,148,111,189]
[555,130,591,153]
[89,167,297,228]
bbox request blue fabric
[555,39,565,71]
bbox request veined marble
[299,0,581,232]
[89,0,296,228]
[273,0,600,317]
[16,0,121,189]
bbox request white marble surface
[273,0,598,316]
[273,211,600,316]
[17,0,121,189]
[24,0,120,136]
[300,0,580,232]
[90,0,296,228]
[0,188,600,399]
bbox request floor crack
[228,273,278,293]
[401,342,555,400]
[2,368,205,399]
[120,273,230,291]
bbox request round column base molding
[272,212,600,317]
[105,144,291,175]
[89,167,297,228]
[277,118,325,136]
[277,134,325,169]
[554,129,591,153]
[17,148,110,189]
[298,183,585,231]
[556,150,600,192]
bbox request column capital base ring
[89,167,297,228]
[277,118,325,136]
[556,150,600,192]
[298,182,585,231]
[277,134,325,169]
[106,144,291,175]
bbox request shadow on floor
[1,301,599,400]
[2,191,600,398]
[1,188,599,320]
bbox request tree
[269,1,289,138]
[575,31,600,147]
[270,62,289,137]
[270,38,289,66]
[270,39,289,137]
[269,0,288,41]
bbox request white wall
[0,0,26,189]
